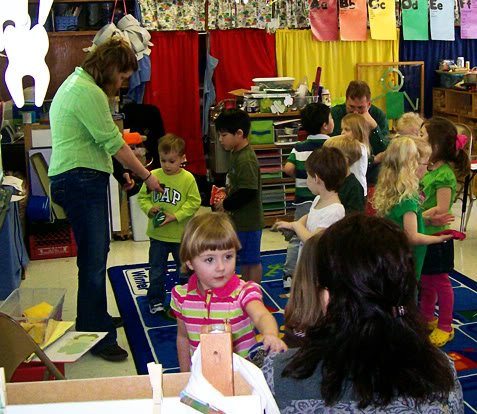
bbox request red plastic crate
[29,223,77,260]
[10,362,65,382]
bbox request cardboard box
[6,373,260,413]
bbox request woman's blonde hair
[373,136,420,216]
[396,112,424,137]
[82,37,137,95]
[324,135,362,166]
[341,113,371,154]
[180,212,241,266]
[285,233,325,333]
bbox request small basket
[436,71,464,88]
[55,15,78,31]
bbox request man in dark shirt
[331,80,389,185]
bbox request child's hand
[272,221,293,231]
[159,212,176,226]
[148,206,161,218]
[373,151,385,164]
[425,212,455,227]
[436,234,453,243]
[122,172,135,191]
[262,334,288,353]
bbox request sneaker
[283,274,292,289]
[93,344,128,362]
[149,301,165,314]
[429,327,455,347]
[427,318,438,331]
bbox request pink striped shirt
[170,274,262,358]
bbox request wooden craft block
[200,324,234,396]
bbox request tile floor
[18,202,477,379]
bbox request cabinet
[433,87,477,131]
[249,111,301,226]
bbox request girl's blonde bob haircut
[180,212,241,265]
[323,134,362,166]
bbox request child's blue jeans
[147,239,181,304]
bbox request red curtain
[210,29,277,102]
[144,31,206,175]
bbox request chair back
[0,312,65,382]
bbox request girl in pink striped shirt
[171,212,287,371]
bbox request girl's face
[419,125,428,142]
[341,121,352,139]
[416,155,429,179]
[186,249,236,291]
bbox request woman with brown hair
[264,215,463,412]
[48,37,162,361]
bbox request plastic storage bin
[0,288,66,324]
[249,120,274,145]
[436,71,464,88]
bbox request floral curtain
[138,0,206,31]
[137,0,309,31]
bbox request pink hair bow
[456,134,468,151]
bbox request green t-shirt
[48,67,124,177]
[420,163,456,235]
[386,197,426,280]
[137,168,201,243]
[226,144,264,231]
[339,173,365,215]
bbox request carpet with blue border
[108,250,477,413]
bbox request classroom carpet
[108,250,477,413]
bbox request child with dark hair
[213,109,264,283]
[281,102,334,288]
[419,116,470,347]
[264,215,463,412]
[273,147,346,255]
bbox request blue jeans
[148,239,181,304]
[283,201,312,277]
[50,168,116,351]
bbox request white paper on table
[31,331,107,363]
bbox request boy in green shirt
[213,109,264,283]
[138,134,201,313]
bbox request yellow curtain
[275,29,399,109]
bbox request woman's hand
[144,173,163,193]
[262,334,288,353]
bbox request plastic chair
[0,312,65,382]
[454,122,476,231]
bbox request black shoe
[93,344,128,362]
[112,316,124,328]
